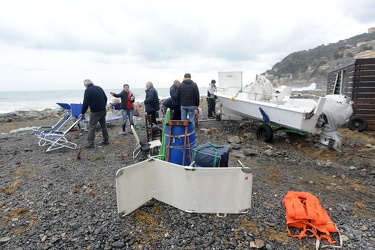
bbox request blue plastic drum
[165,124,196,166]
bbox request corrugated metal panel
[353,58,375,130]
[327,58,375,131]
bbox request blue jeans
[180,106,196,126]
[121,109,134,129]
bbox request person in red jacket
[110,84,135,135]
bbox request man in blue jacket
[144,82,160,125]
[79,79,109,148]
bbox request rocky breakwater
[0,109,65,134]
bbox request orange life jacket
[282,191,341,247]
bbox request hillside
[264,31,375,89]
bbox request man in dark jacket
[79,79,109,148]
[176,73,200,126]
[110,84,135,135]
[144,82,160,125]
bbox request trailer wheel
[347,116,368,132]
[256,124,273,143]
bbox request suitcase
[193,142,230,167]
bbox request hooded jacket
[176,79,200,106]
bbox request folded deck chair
[131,125,161,158]
[33,112,72,137]
[38,117,82,152]
[33,102,73,137]
[70,103,86,130]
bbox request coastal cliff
[264,31,375,89]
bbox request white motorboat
[215,73,353,149]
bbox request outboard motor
[319,95,352,150]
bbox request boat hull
[216,92,325,134]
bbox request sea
[0,87,208,114]
[0,83,321,114]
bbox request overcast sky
[1,0,374,91]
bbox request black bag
[162,97,173,109]
[139,139,150,152]
[193,142,230,167]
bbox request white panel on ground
[116,159,253,215]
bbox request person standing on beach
[176,73,200,126]
[78,79,109,148]
[110,84,135,135]
[144,82,160,125]
[207,79,217,118]
[170,79,181,120]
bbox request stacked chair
[145,114,162,142]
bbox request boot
[121,125,127,135]
[129,123,134,134]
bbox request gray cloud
[0,0,374,90]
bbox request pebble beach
[0,102,374,249]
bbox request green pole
[157,108,170,160]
